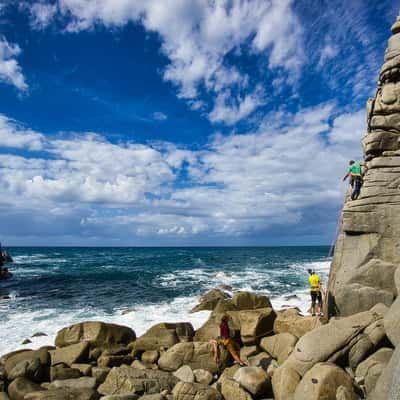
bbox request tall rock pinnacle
[326,16,400,317]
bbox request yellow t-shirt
[309,274,320,292]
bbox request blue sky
[0,0,399,246]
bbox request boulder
[293,363,356,400]
[238,308,276,345]
[98,367,178,396]
[239,346,259,363]
[281,307,384,377]
[173,365,194,383]
[194,312,240,343]
[218,377,252,400]
[232,292,272,310]
[131,323,194,352]
[271,365,300,400]
[7,358,44,382]
[130,360,148,370]
[97,355,133,368]
[348,334,375,369]
[273,309,320,338]
[50,342,90,367]
[357,347,394,398]
[247,352,273,370]
[47,377,97,391]
[23,389,99,400]
[193,369,213,385]
[50,365,81,381]
[141,351,159,365]
[5,349,49,379]
[172,381,222,400]
[233,366,270,397]
[190,289,228,313]
[55,322,135,348]
[336,386,359,400]
[100,396,139,400]
[158,342,229,374]
[91,367,110,385]
[384,297,400,346]
[7,377,43,400]
[0,393,9,400]
[260,333,298,364]
[71,363,92,376]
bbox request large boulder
[238,308,276,345]
[233,366,270,397]
[47,377,97,391]
[158,342,229,374]
[194,312,240,343]
[24,389,99,400]
[131,323,194,352]
[55,322,135,348]
[281,307,384,377]
[193,369,213,385]
[191,289,229,313]
[260,333,298,364]
[7,377,43,400]
[98,367,178,396]
[7,358,44,382]
[50,342,90,367]
[172,381,222,400]
[5,349,49,379]
[384,297,400,346]
[355,347,393,396]
[273,308,320,338]
[50,364,81,381]
[369,344,400,400]
[231,292,272,310]
[293,363,356,400]
[217,377,252,400]
[271,365,300,400]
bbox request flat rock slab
[98,367,178,396]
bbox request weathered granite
[326,17,400,317]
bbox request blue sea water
[0,246,331,355]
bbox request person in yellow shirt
[308,269,323,316]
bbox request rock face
[326,17,400,317]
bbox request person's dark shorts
[310,290,322,306]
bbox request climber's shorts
[310,291,322,306]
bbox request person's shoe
[312,313,316,316]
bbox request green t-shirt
[349,162,362,175]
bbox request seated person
[210,314,247,366]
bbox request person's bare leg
[209,339,219,364]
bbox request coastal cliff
[326,16,400,318]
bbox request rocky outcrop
[131,323,194,352]
[326,16,400,317]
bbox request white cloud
[28,0,304,124]
[152,112,167,121]
[0,115,44,149]
[0,37,28,91]
[29,2,58,29]
[0,105,366,243]
[208,88,264,125]
[318,42,339,68]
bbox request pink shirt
[220,322,229,339]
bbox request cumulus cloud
[0,37,28,91]
[24,0,303,124]
[0,115,44,149]
[0,105,365,243]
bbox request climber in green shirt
[343,160,368,200]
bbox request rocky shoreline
[0,288,397,400]
[2,11,400,400]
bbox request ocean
[0,246,331,356]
